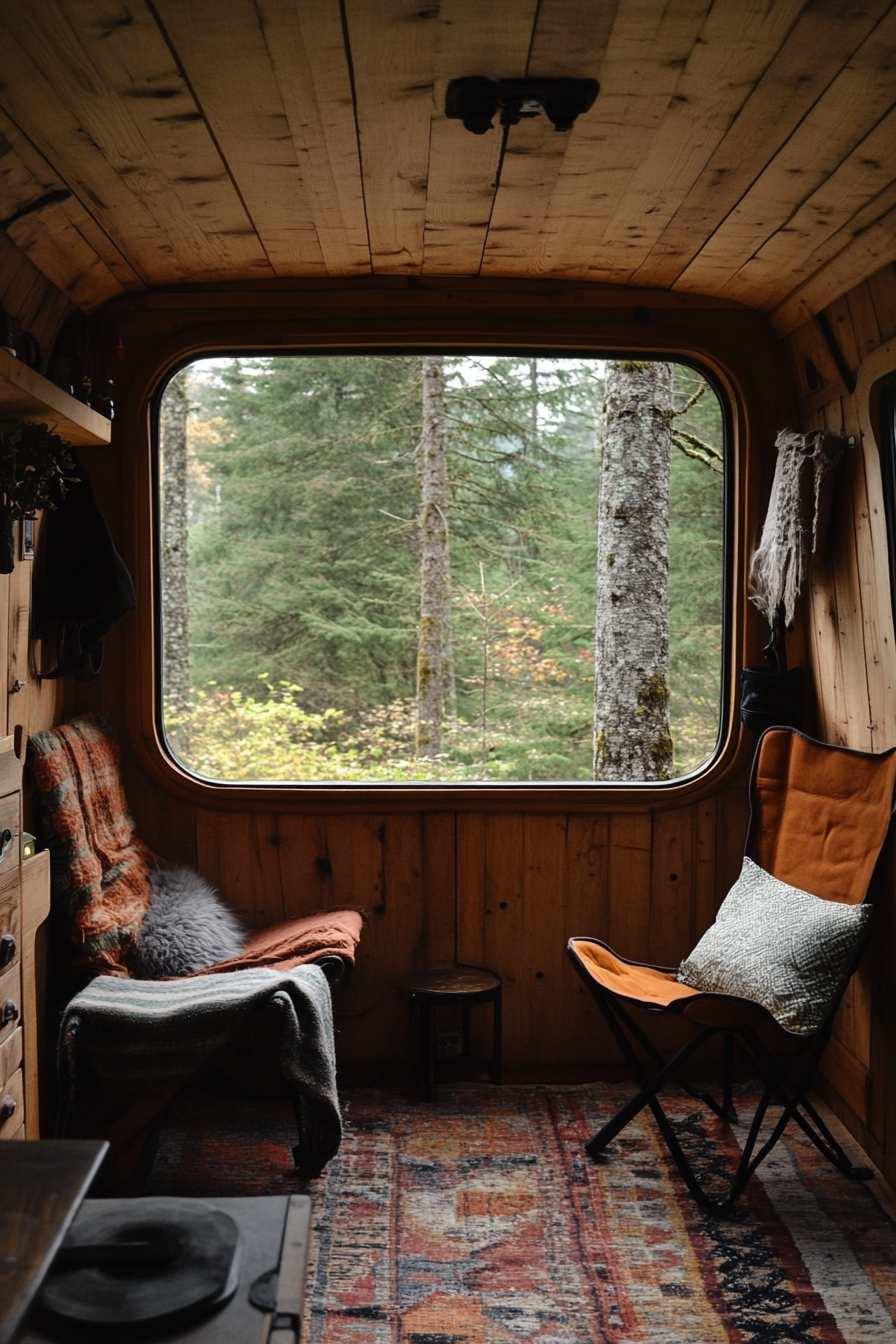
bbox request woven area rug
[143,1083,896,1342]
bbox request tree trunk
[593,361,673,781]
[160,369,191,729]
[416,356,452,758]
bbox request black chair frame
[569,938,873,1215]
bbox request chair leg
[722,1032,737,1122]
[585,994,845,1213]
[425,1002,437,1102]
[742,1029,873,1181]
[610,996,737,1125]
[491,992,502,1086]
[586,992,715,1156]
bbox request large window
[156,354,726,784]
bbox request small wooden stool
[402,967,502,1102]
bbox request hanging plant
[0,420,78,573]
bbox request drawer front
[0,959,21,1046]
[0,792,20,878]
[0,868,21,976]
[0,1025,22,1088]
[0,1067,23,1139]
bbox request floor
[137,1079,896,1343]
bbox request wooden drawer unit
[0,958,21,1047]
[0,1068,23,1139]
[0,1025,22,1088]
[0,868,21,979]
[0,744,48,1142]
[0,792,20,880]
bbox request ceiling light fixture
[445,77,599,134]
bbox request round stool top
[401,967,501,997]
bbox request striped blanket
[57,964,341,1178]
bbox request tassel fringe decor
[749,429,849,626]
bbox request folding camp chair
[567,727,896,1213]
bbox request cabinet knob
[0,1095,16,1123]
[2,999,18,1025]
[0,933,14,968]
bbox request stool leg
[426,1001,437,1103]
[492,991,502,1086]
[462,1004,471,1059]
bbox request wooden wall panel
[785,258,896,1184]
[45,282,787,1109]
[141,790,751,1073]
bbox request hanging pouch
[740,665,803,734]
[740,611,803,734]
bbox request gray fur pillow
[130,865,247,978]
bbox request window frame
[151,346,733,795]
[115,282,776,814]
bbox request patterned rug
[142,1083,896,1342]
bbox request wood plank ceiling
[0,0,895,334]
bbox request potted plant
[0,420,78,572]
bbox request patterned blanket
[57,964,341,1178]
[29,713,364,979]
[30,712,154,976]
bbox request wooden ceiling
[1,0,895,335]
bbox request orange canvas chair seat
[567,728,896,1212]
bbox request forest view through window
[158,355,725,784]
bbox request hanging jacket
[33,450,136,682]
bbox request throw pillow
[677,856,871,1034]
[130,866,247,978]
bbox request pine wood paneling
[0,111,142,298]
[0,9,229,285]
[422,0,537,275]
[252,0,370,275]
[0,236,74,361]
[477,0,617,278]
[586,0,807,283]
[785,260,896,1186]
[538,0,714,279]
[0,113,126,310]
[680,6,896,301]
[77,278,788,1085]
[633,0,894,289]
[341,0,438,273]
[0,4,895,323]
[150,0,324,277]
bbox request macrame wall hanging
[741,428,850,734]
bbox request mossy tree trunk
[593,360,673,780]
[416,355,453,758]
[160,369,191,733]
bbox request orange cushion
[752,731,896,904]
[190,908,365,976]
[570,939,701,1010]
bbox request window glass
[157,355,726,783]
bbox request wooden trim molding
[857,334,896,450]
[98,279,795,814]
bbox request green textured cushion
[677,857,871,1034]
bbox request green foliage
[164,355,724,783]
[0,420,77,516]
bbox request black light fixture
[445,77,599,134]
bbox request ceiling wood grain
[0,1,893,332]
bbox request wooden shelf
[0,350,110,447]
